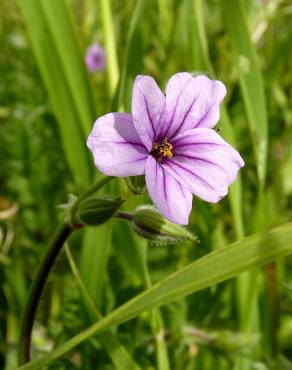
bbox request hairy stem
[18,223,73,365]
[18,175,115,365]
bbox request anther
[150,138,173,163]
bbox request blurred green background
[1,0,292,369]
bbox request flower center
[149,138,173,163]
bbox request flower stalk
[115,211,134,221]
[18,175,115,365]
[18,223,73,364]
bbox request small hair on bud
[132,205,196,245]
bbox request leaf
[98,0,119,96]
[17,222,292,370]
[65,245,142,370]
[16,0,93,187]
[116,0,147,109]
[40,0,96,136]
[80,223,113,306]
[191,0,245,239]
[221,0,268,189]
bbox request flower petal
[87,113,148,176]
[145,156,192,225]
[132,75,165,150]
[85,44,105,72]
[164,128,244,203]
[160,73,226,140]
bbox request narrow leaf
[98,0,119,96]
[221,0,268,188]
[65,245,142,370]
[192,0,245,238]
[40,0,96,135]
[17,222,292,370]
[16,0,92,187]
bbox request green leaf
[221,0,268,189]
[98,0,119,96]
[138,242,170,370]
[16,0,93,187]
[65,245,142,370]
[40,0,96,136]
[80,223,113,306]
[17,222,292,370]
[191,0,245,239]
[79,180,118,309]
[117,0,147,109]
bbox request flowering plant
[87,72,244,224]
[18,72,245,366]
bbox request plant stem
[18,175,115,365]
[115,211,133,222]
[18,223,73,365]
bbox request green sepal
[125,176,145,195]
[77,196,124,226]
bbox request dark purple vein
[174,154,229,174]
[168,160,217,192]
[169,93,200,140]
[163,76,194,137]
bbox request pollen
[150,138,173,163]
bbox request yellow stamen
[150,138,173,162]
[158,138,173,158]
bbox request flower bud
[77,196,124,226]
[132,205,196,244]
[125,176,145,195]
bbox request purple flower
[87,73,244,225]
[85,44,105,72]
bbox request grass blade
[16,0,92,187]
[80,224,112,306]
[191,0,245,239]
[17,221,292,370]
[65,244,142,370]
[80,0,120,317]
[117,0,147,109]
[98,0,119,96]
[40,0,96,136]
[220,3,269,367]
[221,0,268,189]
